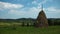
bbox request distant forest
[0,18,60,26]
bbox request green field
[0,25,60,34]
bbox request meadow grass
[0,25,60,34]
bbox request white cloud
[32,0,53,9]
[8,10,26,15]
[0,0,60,18]
[47,7,57,11]
[38,0,48,5]
[8,7,41,18]
[32,0,60,14]
[0,1,24,9]
[32,1,37,4]
[32,0,48,5]
[46,7,60,13]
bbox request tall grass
[0,26,60,34]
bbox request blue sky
[0,0,60,19]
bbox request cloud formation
[8,7,40,18]
[0,0,60,19]
[45,7,60,13]
[0,1,24,10]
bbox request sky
[0,0,60,19]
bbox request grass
[0,25,60,34]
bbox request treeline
[48,18,60,26]
[0,18,60,26]
[0,18,36,23]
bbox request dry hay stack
[35,10,48,27]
